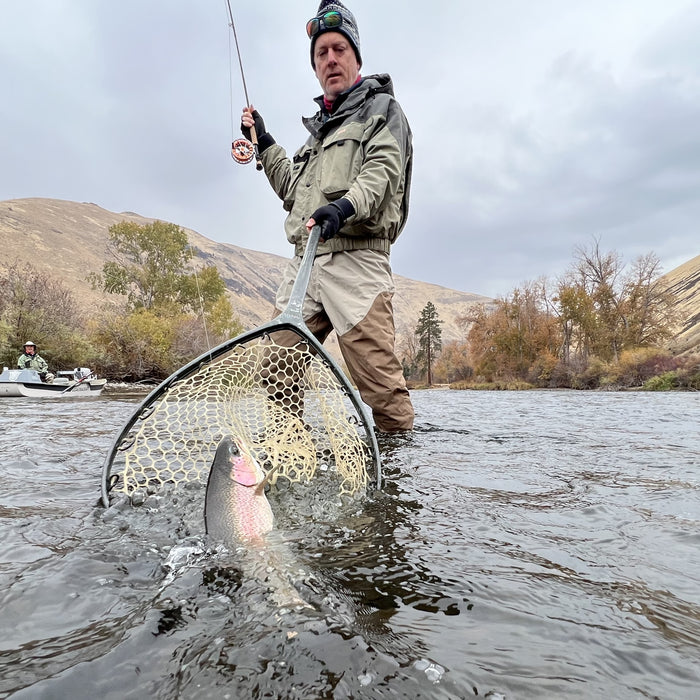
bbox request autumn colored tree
[175,263,229,316]
[415,301,443,385]
[551,279,598,365]
[553,240,676,363]
[90,309,176,379]
[571,242,627,361]
[622,253,677,348]
[89,220,190,310]
[88,220,241,380]
[432,340,472,384]
[467,281,559,382]
[416,240,680,388]
[0,261,94,369]
[396,322,420,381]
[89,220,228,315]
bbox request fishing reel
[231,138,263,170]
[231,138,255,165]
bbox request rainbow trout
[204,436,276,546]
[204,436,312,609]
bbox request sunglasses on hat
[306,10,343,38]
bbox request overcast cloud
[2,1,699,298]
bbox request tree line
[403,240,699,390]
[0,221,242,381]
[2,228,697,390]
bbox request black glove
[241,109,275,154]
[310,198,355,241]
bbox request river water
[0,389,698,699]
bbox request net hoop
[100,226,382,508]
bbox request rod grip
[249,125,264,171]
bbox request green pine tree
[415,301,443,385]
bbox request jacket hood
[315,73,394,110]
[304,73,394,138]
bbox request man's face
[313,32,360,102]
[25,346,35,355]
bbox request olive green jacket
[261,73,412,257]
[17,352,49,373]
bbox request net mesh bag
[109,336,371,499]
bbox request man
[241,0,414,432]
[17,341,54,383]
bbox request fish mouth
[227,436,284,489]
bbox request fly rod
[225,0,263,170]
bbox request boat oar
[60,371,93,395]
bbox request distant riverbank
[102,381,155,397]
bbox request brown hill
[0,197,490,349]
[661,254,700,354]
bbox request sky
[2,0,699,299]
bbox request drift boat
[0,368,107,398]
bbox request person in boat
[240,0,414,432]
[17,341,55,383]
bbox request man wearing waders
[241,0,414,432]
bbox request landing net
[107,336,371,500]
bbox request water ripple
[0,391,698,698]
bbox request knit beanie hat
[308,0,362,68]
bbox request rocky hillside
[661,254,700,354]
[3,198,697,356]
[0,198,491,347]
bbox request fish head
[209,436,265,487]
[205,436,274,544]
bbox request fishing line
[192,265,213,362]
[226,17,236,143]
[224,0,263,170]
